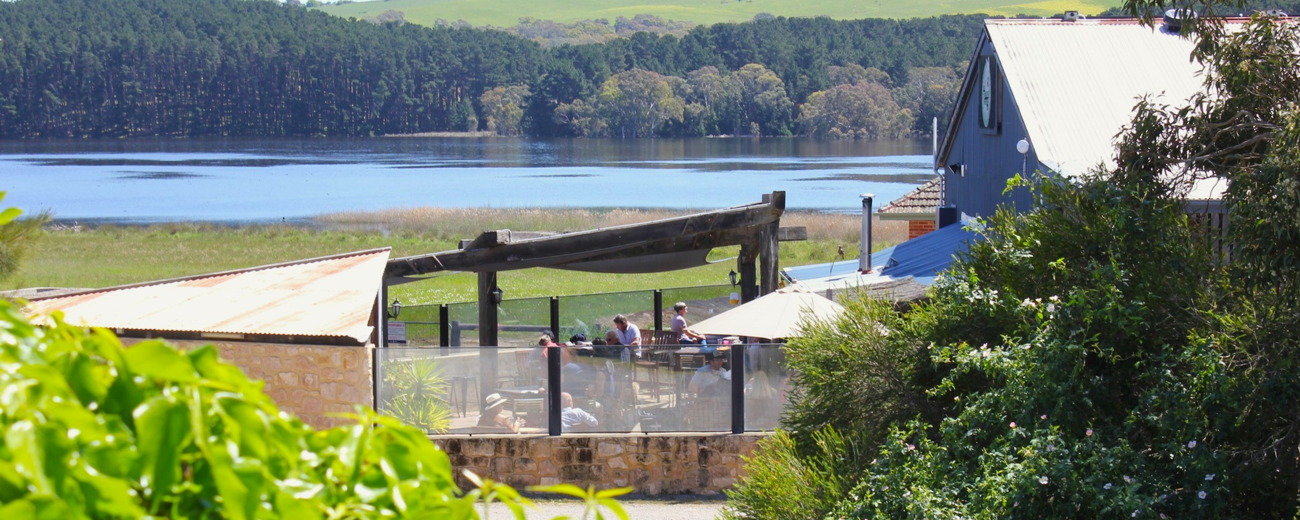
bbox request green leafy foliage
[0,192,48,284]
[721,428,865,520]
[529,483,631,520]
[729,10,1300,518]
[0,301,519,519]
[382,357,453,434]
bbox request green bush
[383,357,453,434]
[722,428,865,520]
[0,301,520,519]
[727,12,1300,519]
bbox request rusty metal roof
[26,248,391,344]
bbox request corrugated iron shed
[26,248,391,344]
[984,18,1213,178]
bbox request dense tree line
[0,0,981,138]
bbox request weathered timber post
[738,243,759,304]
[759,191,785,297]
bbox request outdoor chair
[679,354,705,370]
[633,358,663,402]
[510,397,546,424]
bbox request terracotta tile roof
[878,177,941,218]
[25,248,390,344]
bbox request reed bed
[316,207,906,244]
[13,208,903,305]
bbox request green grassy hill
[316,0,1122,28]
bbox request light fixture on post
[1017,137,1031,176]
[728,270,740,305]
[389,299,402,319]
[728,269,738,286]
[490,287,504,305]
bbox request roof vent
[1063,10,1080,21]
[1164,9,1196,33]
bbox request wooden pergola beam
[384,192,787,280]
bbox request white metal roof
[986,18,1213,178]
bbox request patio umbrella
[688,286,845,340]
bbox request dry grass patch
[317,207,905,244]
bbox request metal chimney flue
[860,193,874,273]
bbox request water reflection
[0,137,935,223]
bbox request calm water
[0,137,934,223]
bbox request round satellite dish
[1016,139,1030,154]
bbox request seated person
[590,336,616,358]
[561,357,590,391]
[476,393,521,433]
[688,352,731,397]
[613,314,641,345]
[560,392,599,432]
[567,334,597,357]
[538,332,558,347]
[671,302,707,344]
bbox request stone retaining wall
[126,338,372,429]
[434,433,765,495]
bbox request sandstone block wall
[126,338,373,429]
[434,433,765,495]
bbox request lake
[0,137,935,223]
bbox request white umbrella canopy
[689,286,845,340]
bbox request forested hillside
[0,0,982,138]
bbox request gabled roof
[879,177,942,220]
[26,248,391,344]
[940,17,1241,178]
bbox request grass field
[8,209,901,305]
[316,0,1122,28]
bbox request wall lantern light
[728,269,738,286]
[389,299,402,319]
[490,287,504,305]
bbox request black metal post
[374,284,387,414]
[548,345,562,436]
[478,272,500,404]
[439,304,450,348]
[550,296,561,341]
[653,290,663,333]
[731,343,745,434]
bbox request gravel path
[484,496,727,520]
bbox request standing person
[670,302,706,345]
[612,314,641,355]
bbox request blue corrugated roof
[782,244,898,281]
[877,223,979,285]
[783,222,979,287]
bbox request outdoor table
[495,385,544,400]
